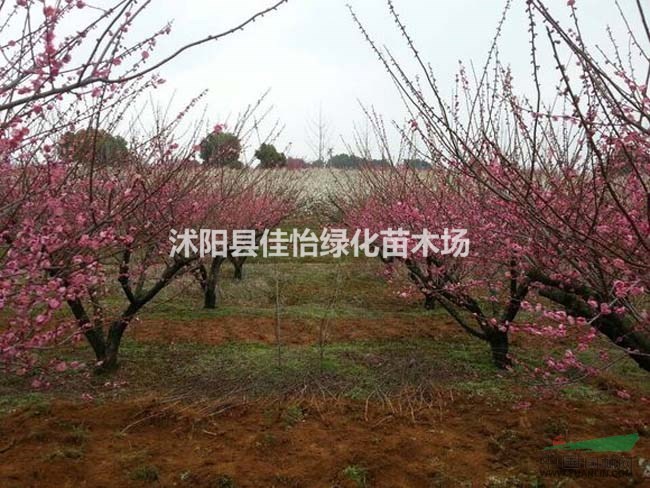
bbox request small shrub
[130,465,160,483]
[342,465,368,488]
[62,423,89,445]
[257,432,278,449]
[282,404,305,427]
[212,475,236,488]
[46,447,84,460]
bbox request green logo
[544,433,639,453]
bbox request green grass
[0,335,512,402]
[108,337,509,399]
[342,465,369,488]
[45,447,84,461]
[1,249,648,412]
[129,465,160,483]
[0,393,52,416]
[138,258,421,321]
[3,321,646,407]
[281,404,305,427]
[559,384,610,403]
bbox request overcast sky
[138,0,638,161]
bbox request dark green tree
[255,143,287,169]
[199,132,243,168]
[326,153,390,169]
[59,129,129,167]
[403,158,432,170]
[327,153,361,169]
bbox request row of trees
[339,0,649,374]
[0,0,647,384]
[315,154,430,169]
[60,128,291,170]
[1,144,299,375]
[201,129,290,169]
[0,0,292,375]
[60,126,435,170]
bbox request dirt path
[1,395,648,487]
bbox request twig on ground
[0,439,16,454]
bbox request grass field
[1,255,649,487]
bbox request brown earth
[1,394,648,487]
[131,315,464,346]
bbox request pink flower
[616,390,631,400]
[512,401,531,410]
[43,6,57,18]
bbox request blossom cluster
[169,227,470,259]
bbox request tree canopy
[199,132,243,168]
[255,143,287,169]
[59,129,129,167]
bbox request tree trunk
[66,257,194,374]
[229,256,246,280]
[204,286,217,309]
[488,329,511,369]
[94,317,131,373]
[66,297,110,370]
[233,265,243,280]
[203,257,225,309]
[95,345,119,374]
[423,294,437,310]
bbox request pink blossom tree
[0,0,289,374]
[1,138,211,373]
[193,169,299,309]
[338,167,532,369]
[349,0,649,373]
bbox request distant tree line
[312,154,431,169]
[59,129,130,167]
[58,128,432,170]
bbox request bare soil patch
[131,315,463,346]
[1,395,648,487]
